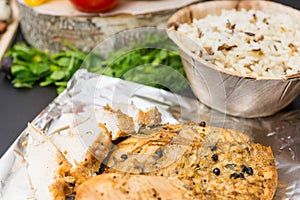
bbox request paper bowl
[167,0,300,118]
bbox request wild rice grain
[177,9,300,78]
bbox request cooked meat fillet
[107,123,198,173]
[107,123,250,173]
[154,142,277,199]
[75,173,192,200]
[95,107,135,140]
[49,133,87,167]
[47,118,113,185]
[25,124,73,200]
[107,122,277,200]
[69,132,112,185]
[25,122,113,199]
[25,105,164,199]
[93,105,162,140]
[112,103,162,129]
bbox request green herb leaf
[11,65,29,75]
[57,86,66,94]
[29,63,50,76]
[50,70,66,80]
[4,33,188,94]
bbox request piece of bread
[106,122,277,200]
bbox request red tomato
[70,0,119,13]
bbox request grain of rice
[177,9,300,78]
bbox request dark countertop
[0,0,300,157]
[0,29,58,156]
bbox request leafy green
[85,34,188,93]
[3,33,188,94]
[4,43,87,93]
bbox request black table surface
[1,0,300,157]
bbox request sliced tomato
[69,0,119,13]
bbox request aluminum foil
[0,69,300,199]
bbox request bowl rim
[167,0,300,81]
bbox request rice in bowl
[167,0,300,118]
[177,9,300,78]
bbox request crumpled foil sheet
[0,69,300,199]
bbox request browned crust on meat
[266,146,278,200]
[106,122,277,200]
[75,173,192,200]
[49,150,74,200]
[51,122,277,199]
[137,107,162,126]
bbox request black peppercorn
[212,154,218,161]
[245,147,250,153]
[66,194,76,200]
[241,165,247,173]
[210,145,217,151]
[213,168,220,176]
[230,173,240,179]
[155,149,163,158]
[239,173,245,179]
[68,182,75,187]
[246,167,253,175]
[199,121,206,127]
[121,154,128,160]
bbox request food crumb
[22,141,28,147]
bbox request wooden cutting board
[17,0,201,53]
[0,0,19,61]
